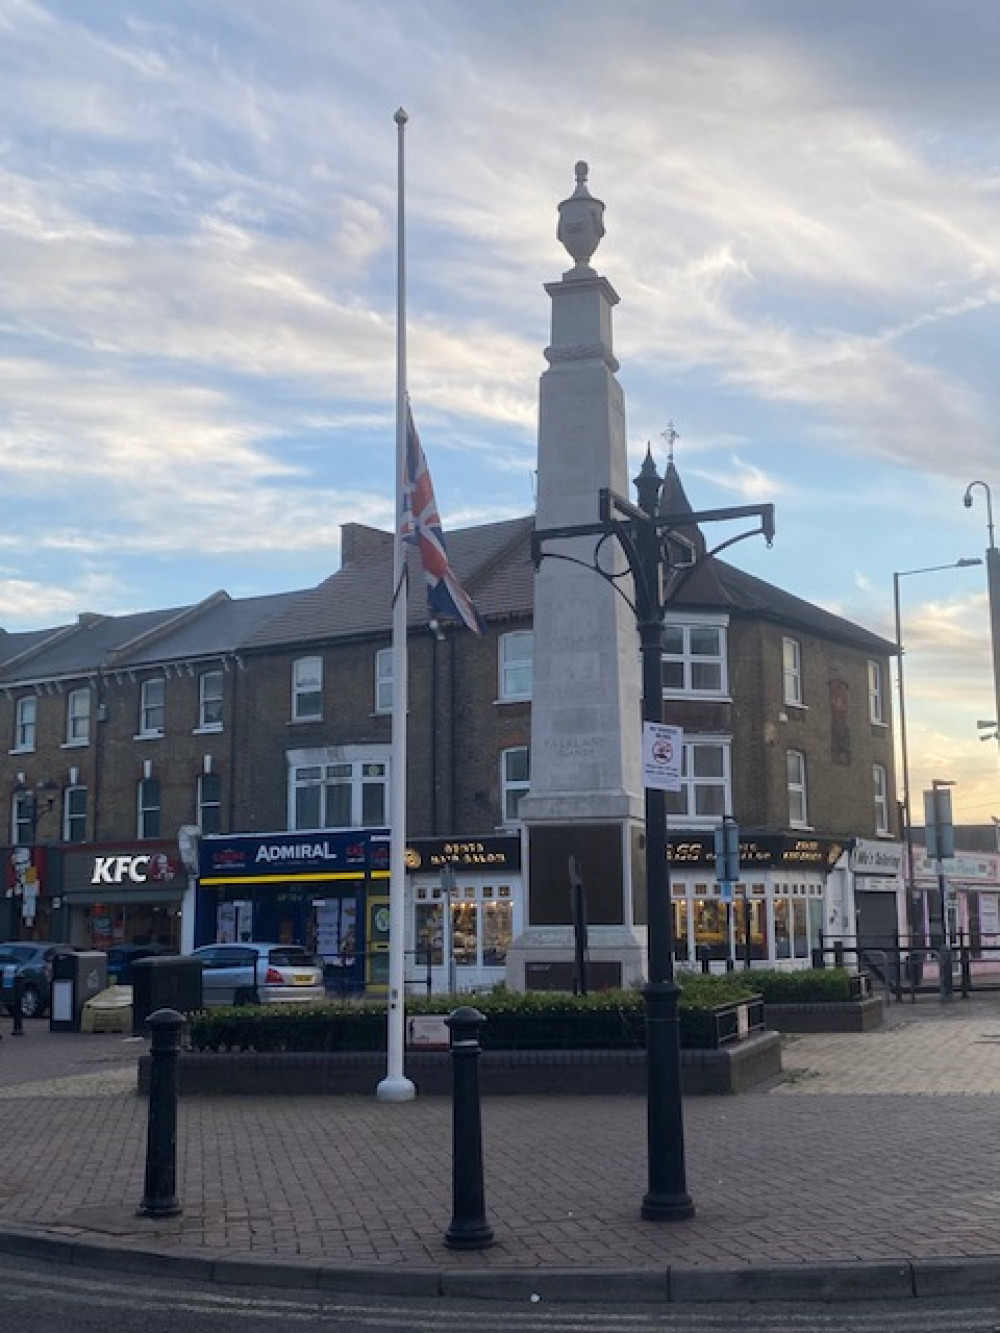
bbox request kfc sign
[90,853,176,885]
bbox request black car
[0,942,79,1018]
[105,942,177,985]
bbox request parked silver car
[189,942,325,1006]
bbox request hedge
[746,967,854,1004]
[186,973,764,1054]
[183,969,859,1055]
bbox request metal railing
[814,931,1000,1002]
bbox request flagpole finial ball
[395,107,408,126]
[557,161,605,274]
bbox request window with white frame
[66,687,90,745]
[499,631,533,701]
[375,648,393,714]
[873,763,889,834]
[137,777,161,838]
[782,637,803,707]
[664,738,731,820]
[661,619,727,696]
[12,790,32,845]
[198,670,224,730]
[292,656,323,721]
[64,786,87,843]
[139,678,165,736]
[13,697,36,752]
[868,660,886,724]
[787,750,808,827]
[501,746,530,824]
[290,750,388,830]
[197,772,222,835]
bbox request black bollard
[939,947,954,1001]
[444,1005,493,1250]
[138,1008,184,1218]
[11,975,23,1036]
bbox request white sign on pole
[642,722,683,792]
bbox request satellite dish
[177,824,201,875]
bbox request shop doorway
[412,880,515,993]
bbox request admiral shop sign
[200,831,389,880]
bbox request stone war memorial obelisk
[507,163,647,991]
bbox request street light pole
[963,481,1000,761]
[632,452,692,1222]
[532,449,774,1224]
[892,560,981,949]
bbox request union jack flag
[401,402,486,634]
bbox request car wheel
[234,988,259,1006]
[18,984,42,1019]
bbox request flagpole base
[377,1075,417,1102]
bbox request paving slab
[1,997,1000,1302]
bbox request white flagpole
[377,107,416,1102]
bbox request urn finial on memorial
[556,160,605,275]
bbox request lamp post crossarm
[656,503,776,546]
[531,523,644,619]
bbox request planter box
[763,995,884,1033]
[187,994,767,1056]
[137,1030,782,1098]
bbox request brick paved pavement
[2,994,1000,1299]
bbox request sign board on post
[924,788,956,861]
[642,723,683,792]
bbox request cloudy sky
[0,0,997,824]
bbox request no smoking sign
[642,722,683,792]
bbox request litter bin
[131,956,204,1036]
[49,951,108,1033]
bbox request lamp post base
[641,1191,695,1222]
[642,979,695,1223]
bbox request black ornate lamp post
[532,450,773,1222]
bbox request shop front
[60,842,186,951]
[3,844,60,941]
[404,835,523,994]
[913,847,1000,956]
[197,830,390,994]
[850,837,904,941]
[666,832,844,970]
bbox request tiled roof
[657,460,895,655]
[712,561,897,655]
[121,591,296,666]
[0,593,296,685]
[0,625,68,671]
[243,516,535,649]
[0,476,893,679]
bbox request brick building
[0,465,903,989]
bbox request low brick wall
[137,1030,782,1098]
[763,995,884,1033]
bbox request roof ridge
[105,590,231,665]
[0,619,88,676]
